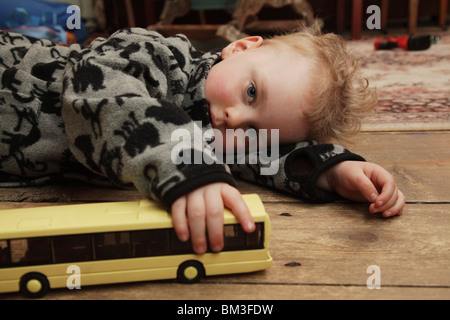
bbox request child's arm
[229,141,404,216]
[229,141,367,202]
[61,29,236,210]
[317,161,406,217]
[171,182,254,254]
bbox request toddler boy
[0,27,405,254]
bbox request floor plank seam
[205,281,450,289]
[261,201,450,205]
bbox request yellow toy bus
[0,194,271,298]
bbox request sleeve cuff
[161,165,237,208]
[284,144,365,202]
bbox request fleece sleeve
[229,141,365,202]
[61,32,235,207]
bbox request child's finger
[372,170,396,207]
[353,172,379,203]
[376,186,398,212]
[205,187,224,252]
[381,190,406,218]
[372,184,397,215]
[221,185,255,233]
[171,196,189,242]
[186,191,207,254]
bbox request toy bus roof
[0,194,267,239]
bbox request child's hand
[319,161,406,218]
[171,183,255,254]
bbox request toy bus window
[94,232,131,260]
[223,225,247,250]
[10,238,51,265]
[247,223,263,249]
[149,229,170,256]
[132,229,170,257]
[132,230,151,257]
[0,240,10,266]
[170,229,194,255]
[53,234,92,263]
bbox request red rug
[345,34,450,131]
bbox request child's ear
[221,36,263,59]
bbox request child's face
[205,36,313,152]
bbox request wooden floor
[1,131,449,300]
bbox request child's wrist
[316,166,336,193]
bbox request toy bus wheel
[177,261,204,284]
[20,273,49,299]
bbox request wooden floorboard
[0,132,449,300]
[3,282,449,300]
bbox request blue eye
[246,84,257,103]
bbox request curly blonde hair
[264,24,377,143]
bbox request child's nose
[224,105,244,128]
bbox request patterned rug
[345,34,450,131]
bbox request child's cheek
[215,78,233,103]
[205,67,233,105]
